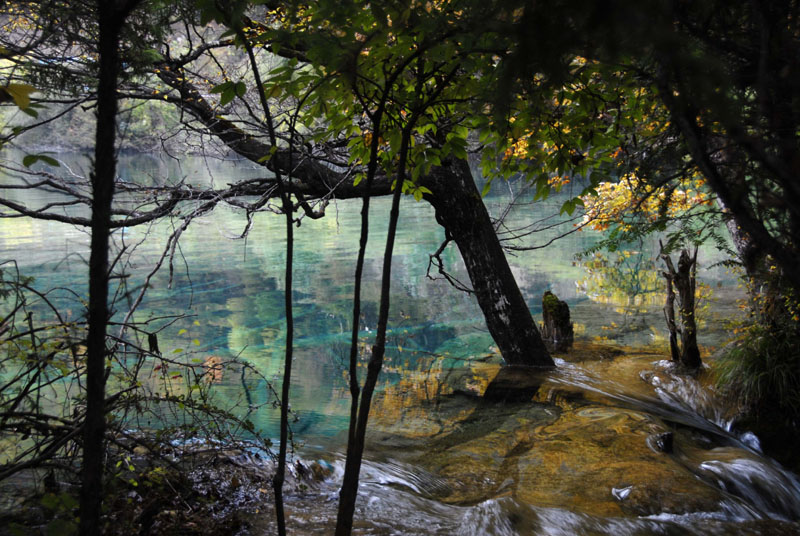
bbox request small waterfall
[698,457,800,520]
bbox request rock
[648,431,674,453]
[309,460,334,481]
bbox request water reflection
[3,151,781,533]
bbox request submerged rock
[366,351,733,520]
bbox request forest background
[1,1,799,535]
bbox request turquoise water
[0,151,742,445]
[11,152,800,535]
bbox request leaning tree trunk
[423,158,553,368]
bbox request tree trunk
[662,269,680,362]
[156,71,553,369]
[675,249,701,368]
[80,2,137,534]
[660,246,701,369]
[423,158,553,368]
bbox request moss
[542,290,561,312]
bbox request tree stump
[660,244,702,369]
[541,291,574,352]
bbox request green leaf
[265,84,281,99]
[235,81,247,97]
[451,143,468,160]
[177,329,187,335]
[219,88,235,107]
[453,125,469,139]
[21,153,58,168]
[38,155,59,167]
[210,82,231,94]
[142,49,164,62]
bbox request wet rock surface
[10,343,799,535]
[361,343,800,532]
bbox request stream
[1,152,798,534]
[228,349,798,535]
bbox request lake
[5,151,797,534]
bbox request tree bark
[423,158,554,367]
[675,248,701,368]
[80,1,138,534]
[660,246,701,369]
[662,269,680,362]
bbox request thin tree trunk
[337,107,386,530]
[237,30,294,535]
[80,1,138,533]
[423,158,553,367]
[273,184,293,535]
[335,126,412,536]
[662,269,680,362]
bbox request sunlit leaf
[4,83,35,109]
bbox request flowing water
[1,151,798,534]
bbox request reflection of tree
[578,249,662,313]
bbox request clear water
[4,151,795,534]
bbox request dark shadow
[482,366,544,404]
[427,366,552,451]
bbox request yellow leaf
[266,85,281,99]
[4,83,35,109]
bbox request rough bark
[662,269,680,362]
[80,1,139,534]
[540,291,574,352]
[676,249,701,368]
[660,245,702,369]
[423,158,554,367]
